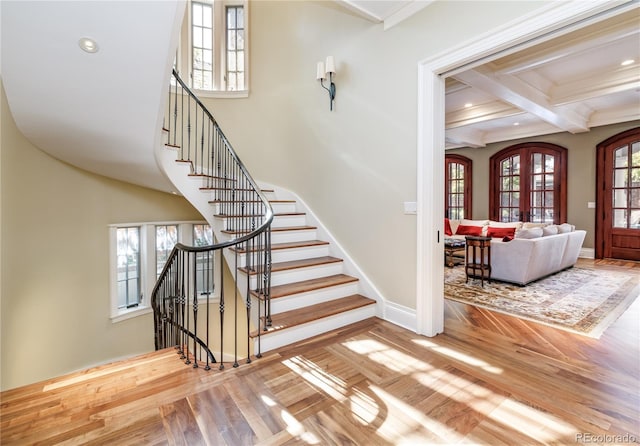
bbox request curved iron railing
[152,69,273,370]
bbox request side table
[465,235,491,286]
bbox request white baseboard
[579,248,595,259]
[384,301,417,333]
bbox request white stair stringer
[155,141,383,355]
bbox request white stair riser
[271,229,317,244]
[264,282,359,314]
[271,214,307,228]
[254,305,376,354]
[247,262,344,288]
[271,202,297,213]
[233,244,330,268]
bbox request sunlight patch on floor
[412,338,503,374]
[283,355,348,402]
[342,339,433,373]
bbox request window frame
[109,221,220,323]
[489,142,567,224]
[176,0,249,97]
[444,154,472,220]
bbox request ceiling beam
[453,66,590,133]
[551,64,640,105]
[445,100,522,129]
[492,13,640,74]
[445,127,486,148]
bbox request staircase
[221,188,377,353]
[154,70,378,363]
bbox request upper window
[489,143,567,224]
[445,155,472,220]
[177,0,248,95]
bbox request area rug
[444,265,640,338]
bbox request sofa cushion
[515,227,543,239]
[456,224,483,236]
[523,222,548,229]
[542,225,559,236]
[558,223,575,233]
[489,221,523,230]
[487,226,516,238]
[444,218,453,236]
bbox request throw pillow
[487,226,516,238]
[558,223,575,233]
[444,218,453,236]
[542,225,559,236]
[523,222,548,229]
[515,227,543,239]
[455,225,483,236]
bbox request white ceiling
[1,0,184,192]
[444,7,640,150]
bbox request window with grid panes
[177,0,248,94]
[445,155,472,220]
[490,143,567,224]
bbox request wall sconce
[316,56,336,111]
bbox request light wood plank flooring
[1,260,638,445]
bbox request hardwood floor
[1,260,638,445]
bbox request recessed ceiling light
[78,37,99,53]
[513,122,520,126]
[464,103,473,108]
[621,59,635,66]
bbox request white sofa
[490,230,586,285]
[447,219,586,285]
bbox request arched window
[489,143,567,224]
[445,154,472,220]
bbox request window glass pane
[532,153,542,173]
[614,169,628,187]
[203,28,212,49]
[613,189,627,208]
[545,154,554,171]
[632,168,640,186]
[500,192,510,207]
[203,4,212,27]
[632,142,640,167]
[156,225,177,277]
[227,6,236,28]
[631,188,640,208]
[237,51,245,72]
[544,192,554,207]
[193,3,202,26]
[613,209,627,228]
[614,146,628,168]
[193,48,203,69]
[203,71,213,90]
[228,51,236,71]
[193,225,214,295]
[237,30,244,50]
[203,49,212,70]
[116,227,140,308]
[228,30,236,50]
[237,6,244,27]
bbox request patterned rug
[444,265,640,338]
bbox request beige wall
[203,0,548,309]
[0,81,203,390]
[447,121,640,249]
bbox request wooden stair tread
[239,256,343,275]
[251,274,358,299]
[222,225,316,235]
[249,294,375,338]
[188,173,236,182]
[231,239,329,254]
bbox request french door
[596,127,640,260]
[489,143,567,224]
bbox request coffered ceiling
[444,7,640,149]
